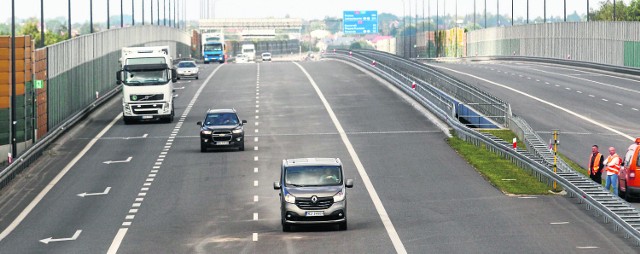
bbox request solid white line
[106,228,129,254]
[550,222,570,225]
[252,233,258,242]
[428,64,635,141]
[0,113,123,241]
[576,246,599,249]
[294,62,407,254]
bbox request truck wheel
[123,116,133,125]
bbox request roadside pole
[553,129,559,192]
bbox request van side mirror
[197,121,202,126]
[242,120,247,125]
[171,69,178,83]
[273,181,281,190]
[116,70,122,85]
[345,179,354,188]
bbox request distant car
[274,158,354,232]
[261,52,272,62]
[197,109,246,152]
[176,61,199,79]
[235,54,249,63]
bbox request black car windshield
[204,113,239,126]
[285,166,342,187]
[123,69,168,85]
[178,62,196,68]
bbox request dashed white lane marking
[616,103,623,106]
[255,129,259,133]
[428,64,635,141]
[576,246,599,249]
[633,108,639,111]
[0,113,123,241]
[255,116,259,119]
[254,195,259,202]
[256,105,260,108]
[150,170,158,173]
[550,222,570,225]
[565,87,571,90]
[535,79,540,82]
[255,109,259,113]
[254,146,259,151]
[142,134,148,138]
[132,203,141,208]
[576,91,582,94]
[602,98,608,102]
[141,187,149,191]
[153,166,160,169]
[254,156,259,161]
[254,180,259,187]
[122,222,131,226]
[294,62,407,254]
[255,122,259,126]
[137,193,146,197]
[589,94,595,97]
[143,182,151,186]
[252,233,258,242]
[146,178,154,182]
[555,84,560,87]
[128,209,138,214]
[254,167,259,173]
[107,228,129,253]
[125,215,135,220]
[135,198,144,202]
[545,82,550,84]
[254,137,259,142]
[253,213,259,220]
[517,196,538,199]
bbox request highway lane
[429,61,640,168]
[0,60,636,253]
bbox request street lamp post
[164,0,166,26]
[143,0,145,25]
[157,0,160,25]
[90,0,94,33]
[497,0,499,27]
[132,0,135,26]
[121,0,124,28]
[40,0,45,46]
[484,0,487,28]
[564,0,566,22]
[526,0,529,23]
[68,0,72,38]
[10,0,17,161]
[613,0,616,21]
[544,0,546,23]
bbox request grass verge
[447,136,552,195]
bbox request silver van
[274,158,354,232]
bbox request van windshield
[285,166,342,187]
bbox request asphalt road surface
[0,60,635,253]
[430,60,640,209]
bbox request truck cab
[117,46,177,124]
[203,42,225,64]
[619,144,640,200]
[241,44,256,62]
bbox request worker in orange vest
[604,147,622,195]
[588,145,604,184]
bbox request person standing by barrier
[604,147,622,195]
[588,145,604,184]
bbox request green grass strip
[448,136,552,195]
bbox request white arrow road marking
[39,230,82,244]
[103,157,132,164]
[77,187,111,197]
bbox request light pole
[132,0,135,26]
[613,0,616,21]
[564,0,566,22]
[497,0,499,27]
[473,0,476,30]
[90,0,94,33]
[164,0,166,26]
[10,0,17,161]
[484,0,487,28]
[157,0,160,25]
[526,0,529,24]
[68,0,72,38]
[544,0,546,23]
[40,0,45,46]
[143,0,145,25]
[121,0,124,28]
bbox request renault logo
[311,196,318,203]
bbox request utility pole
[564,0,566,22]
[68,0,72,38]
[121,0,124,28]
[132,0,135,26]
[40,0,45,46]
[90,0,94,33]
[613,0,616,21]
[511,0,514,26]
[107,0,111,29]
[526,0,529,24]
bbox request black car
[197,109,247,152]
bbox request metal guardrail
[325,50,640,246]
[350,49,510,127]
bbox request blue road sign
[343,11,378,34]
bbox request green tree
[592,0,630,21]
[628,0,640,21]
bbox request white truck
[116,46,177,124]
[241,43,256,62]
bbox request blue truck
[203,41,225,64]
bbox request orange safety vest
[589,153,603,175]
[606,154,621,175]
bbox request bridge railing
[0,26,191,188]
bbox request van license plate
[216,141,229,145]
[305,211,324,217]
[142,116,152,119]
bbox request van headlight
[201,130,212,135]
[232,128,243,134]
[284,194,296,204]
[333,191,345,202]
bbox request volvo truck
[116,46,177,124]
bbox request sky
[0,0,631,24]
